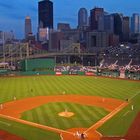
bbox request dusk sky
[0,0,140,38]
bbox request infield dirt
[0,95,127,140]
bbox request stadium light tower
[2,32,5,63]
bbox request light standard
[61,61,63,65]
[88,61,90,66]
[2,32,5,63]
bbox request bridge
[0,43,97,63]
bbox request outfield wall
[97,71,120,77]
[16,71,55,76]
[125,72,140,80]
[0,69,139,80]
[20,59,55,71]
[0,69,10,75]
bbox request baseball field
[0,75,140,140]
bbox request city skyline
[0,0,140,38]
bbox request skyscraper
[38,0,53,29]
[90,8,104,30]
[123,16,130,41]
[131,13,140,33]
[25,16,32,39]
[78,8,88,29]
[98,14,114,33]
[112,13,123,41]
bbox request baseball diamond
[0,75,140,140]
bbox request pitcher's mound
[58,111,74,118]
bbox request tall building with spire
[78,8,88,29]
[38,0,53,29]
[25,16,32,39]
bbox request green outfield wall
[20,59,55,71]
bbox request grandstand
[0,41,139,79]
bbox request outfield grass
[0,75,140,140]
[0,76,139,102]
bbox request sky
[0,0,140,39]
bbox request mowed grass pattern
[0,76,140,103]
[21,102,108,130]
[0,117,60,140]
[0,75,140,140]
[98,93,140,136]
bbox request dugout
[20,58,55,72]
